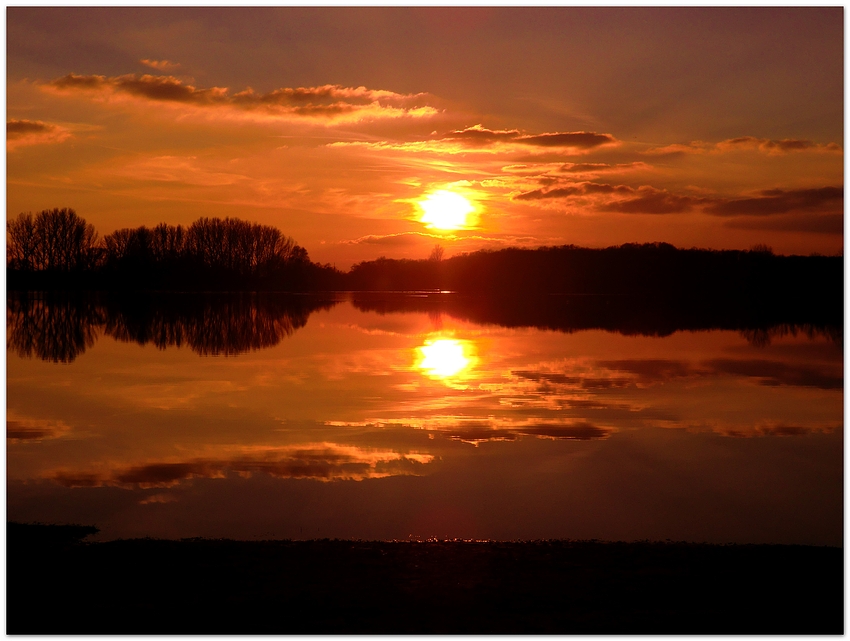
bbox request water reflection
[7,292,339,361]
[352,293,843,346]
[51,444,435,488]
[7,293,103,363]
[6,297,843,543]
[416,338,477,379]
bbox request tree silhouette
[7,208,98,272]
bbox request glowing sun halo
[418,190,474,230]
[416,338,475,378]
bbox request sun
[418,190,475,231]
[416,338,476,379]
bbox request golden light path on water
[5,300,844,543]
[415,338,477,379]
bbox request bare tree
[8,208,98,271]
[7,212,38,270]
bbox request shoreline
[8,523,843,634]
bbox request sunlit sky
[6,7,844,268]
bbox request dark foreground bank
[7,523,843,634]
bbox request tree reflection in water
[7,292,338,362]
[352,293,843,347]
[7,293,104,363]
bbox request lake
[6,292,843,544]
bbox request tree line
[7,208,340,291]
[7,207,843,304]
[347,242,843,305]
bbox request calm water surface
[7,294,843,544]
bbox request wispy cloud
[7,118,71,150]
[331,124,619,155]
[445,125,618,150]
[7,416,72,441]
[645,137,842,156]
[514,180,842,218]
[705,186,843,217]
[51,443,435,488]
[46,73,438,124]
[140,58,180,71]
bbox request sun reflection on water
[416,338,477,379]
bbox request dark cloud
[443,125,520,146]
[719,136,842,153]
[52,447,433,488]
[514,186,581,201]
[7,119,71,149]
[51,73,107,90]
[441,125,617,150]
[516,132,617,149]
[560,161,650,174]
[561,162,611,173]
[514,182,632,201]
[512,370,631,389]
[704,358,843,390]
[724,212,844,235]
[723,423,840,438]
[441,419,612,443]
[516,422,611,440]
[48,74,433,120]
[597,359,696,383]
[7,419,65,441]
[601,187,702,214]
[7,119,54,137]
[705,186,843,217]
[645,137,841,156]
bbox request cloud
[342,231,449,246]
[722,422,841,438]
[51,443,435,488]
[443,125,520,146]
[596,359,697,384]
[645,137,841,156]
[46,73,438,124]
[560,162,650,174]
[517,131,616,149]
[515,180,842,219]
[512,370,632,390]
[445,125,618,151]
[600,187,704,214]
[724,212,843,235]
[329,416,613,444]
[7,417,71,441]
[642,141,708,156]
[705,186,843,217]
[716,136,842,154]
[7,118,71,150]
[514,182,698,215]
[703,358,843,390]
[513,181,633,201]
[140,59,180,71]
[333,125,619,156]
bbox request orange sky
[6,7,844,268]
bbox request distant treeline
[7,208,844,304]
[7,208,340,291]
[348,243,843,302]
